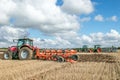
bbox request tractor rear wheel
[56,56,64,62]
[71,55,78,61]
[19,47,33,60]
[3,51,12,60]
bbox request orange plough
[35,48,78,63]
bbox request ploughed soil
[0,52,120,80]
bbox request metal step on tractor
[3,38,78,62]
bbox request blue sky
[78,0,120,35]
[0,0,120,48]
[83,0,120,34]
[30,0,120,36]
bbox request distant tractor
[81,45,92,53]
[93,45,102,53]
[3,38,78,62]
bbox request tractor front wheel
[3,51,12,60]
[19,47,33,60]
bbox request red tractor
[3,38,35,60]
[3,38,78,62]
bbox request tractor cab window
[25,40,33,46]
[30,41,33,46]
[94,45,101,49]
[26,40,30,45]
[17,40,24,47]
[17,39,33,47]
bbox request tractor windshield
[25,39,33,46]
[17,39,24,47]
[17,39,33,47]
[94,45,101,49]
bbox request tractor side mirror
[13,39,18,43]
[13,40,15,42]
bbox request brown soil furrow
[78,54,116,63]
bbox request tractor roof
[94,45,101,46]
[18,38,33,41]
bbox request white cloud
[0,12,9,24]
[82,35,92,43]
[94,15,118,22]
[0,25,27,47]
[0,0,16,24]
[61,0,94,15]
[34,29,120,48]
[33,37,71,48]
[90,32,104,41]
[79,17,91,22]
[0,0,80,34]
[106,29,120,40]
[0,0,119,48]
[94,14,104,21]
[109,16,118,22]
[0,27,120,48]
[0,0,95,48]
[90,29,120,47]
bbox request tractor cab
[3,38,34,60]
[17,38,33,47]
[94,45,102,52]
[94,45,101,49]
[82,45,88,52]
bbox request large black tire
[19,47,33,60]
[56,56,64,62]
[3,51,12,60]
[71,55,78,61]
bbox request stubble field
[0,52,120,80]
